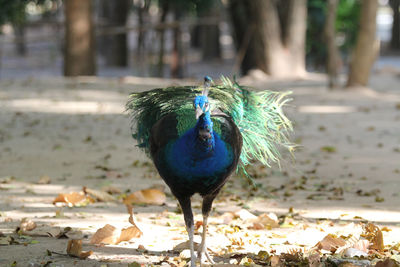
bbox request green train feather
[126,77,294,174]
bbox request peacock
[126,76,293,266]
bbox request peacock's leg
[178,197,196,267]
[198,194,216,265]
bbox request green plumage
[126,77,294,173]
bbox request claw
[197,215,215,265]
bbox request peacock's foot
[197,246,215,265]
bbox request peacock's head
[193,76,213,120]
[193,95,210,120]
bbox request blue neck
[194,112,214,155]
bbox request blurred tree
[229,0,307,77]
[64,0,96,76]
[156,0,169,77]
[0,0,27,56]
[0,0,27,28]
[98,0,131,67]
[0,0,59,56]
[136,0,150,57]
[155,0,214,77]
[390,0,400,50]
[306,0,360,70]
[347,0,378,87]
[324,0,341,88]
[171,7,183,78]
[197,1,221,60]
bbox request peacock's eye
[204,103,209,108]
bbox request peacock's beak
[195,106,203,120]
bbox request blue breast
[163,129,233,185]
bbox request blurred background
[0,0,398,86]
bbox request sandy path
[0,74,399,266]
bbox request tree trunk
[200,23,221,60]
[347,0,378,87]
[284,0,307,76]
[157,1,169,77]
[98,0,130,67]
[199,6,221,60]
[64,0,96,76]
[229,0,257,74]
[137,0,150,57]
[390,0,400,50]
[324,0,341,88]
[171,10,183,78]
[13,24,26,56]
[228,0,307,77]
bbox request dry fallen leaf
[375,259,399,267]
[67,239,93,259]
[173,240,200,252]
[53,191,95,207]
[123,188,166,205]
[315,234,346,253]
[90,224,120,245]
[90,205,142,245]
[270,255,281,267]
[234,209,257,221]
[362,223,384,252]
[83,187,116,202]
[90,224,142,245]
[19,218,37,232]
[250,213,279,229]
[20,225,62,238]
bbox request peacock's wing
[211,77,294,170]
[126,86,200,155]
[126,77,293,170]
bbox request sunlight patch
[298,105,356,113]
[2,98,123,114]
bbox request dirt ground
[0,72,400,266]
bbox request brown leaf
[90,205,143,245]
[125,204,143,240]
[119,225,142,243]
[83,187,116,202]
[315,234,346,253]
[375,259,400,267]
[37,175,51,184]
[253,213,279,229]
[63,229,83,240]
[90,224,120,245]
[123,188,166,205]
[194,221,203,230]
[67,239,93,259]
[19,218,37,232]
[173,240,200,252]
[20,225,62,238]
[270,255,282,267]
[53,191,94,207]
[362,223,384,252]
